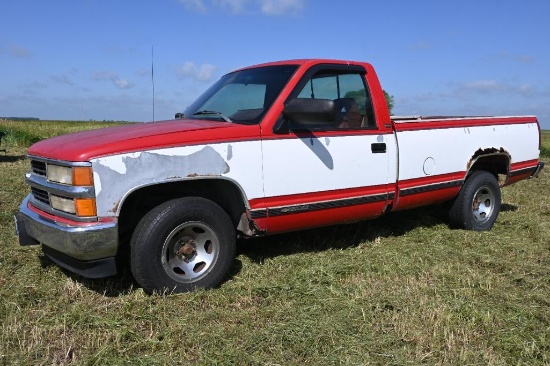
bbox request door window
[293,70,376,130]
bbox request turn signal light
[75,198,97,217]
[73,167,94,186]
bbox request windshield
[183,65,298,124]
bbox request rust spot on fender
[110,199,121,213]
[237,212,264,237]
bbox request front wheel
[130,197,236,294]
[449,171,501,231]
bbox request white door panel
[262,134,395,198]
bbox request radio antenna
[151,45,155,122]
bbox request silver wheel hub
[472,185,495,223]
[161,222,219,283]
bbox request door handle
[371,143,386,153]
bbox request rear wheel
[449,171,501,231]
[130,197,236,294]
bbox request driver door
[259,64,395,233]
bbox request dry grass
[1,121,549,365]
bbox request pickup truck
[15,59,545,294]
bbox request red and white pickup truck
[15,59,544,293]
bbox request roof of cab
[233,59,368,72]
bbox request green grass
[0,119,132,147]
[541,131,550,158]
[1,122,549,365]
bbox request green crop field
[1,120,549,365]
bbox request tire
[449,171,501,231]
[130,197,236,294]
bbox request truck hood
[27,119,261,162]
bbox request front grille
[26,157,97,221]
[31,187,50,205]
[31,160,47,176]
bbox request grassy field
[0,119,132,147]
[1,120,549,365]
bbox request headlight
[47,165,93,186]
[47,165,72,185]
[50,195,76,214]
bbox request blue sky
[2,0,549,129]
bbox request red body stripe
[510,159,539,171]
[397,172,465,189]
[394,116,537,132]
[250,184,391,209]
[506,173,533,185]
[392,187,461,212]
[265,201,387,234]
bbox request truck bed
[390,114,541,211]
[391,115,537,123]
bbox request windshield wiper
[193,110,232,122]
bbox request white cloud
[450,80,536,98]
[0,43,32,59]
[178,0,207,12]
[92,71,134,89]
[258,0,304,15]
[215,0,248,13]
[178,0,305,15]
[114,78,132,89]
[462,80,508,92]
[177,62,218,81]
[485,52,534,64]
[394,81,548,117]
[10,45,32,58]
[50,74,74,85]
[136,69,151,77]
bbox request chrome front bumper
[15,195,119,278]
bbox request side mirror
[282,98,336,126]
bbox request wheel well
[467,152,509,180]
[117,179,247,250]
